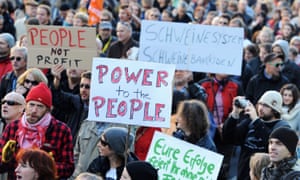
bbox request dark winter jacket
[222,116,290,180]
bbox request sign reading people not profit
[26,25,97,70]
[87,58,175,128]
[146,132,223,180]
[138,20,244,76]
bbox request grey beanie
[0,33,15,48]
[103,127,133,156]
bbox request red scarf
[16,113,51,148]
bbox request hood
[272,39,289,62]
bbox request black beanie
[126,161,158,180]
[269,127,299,155]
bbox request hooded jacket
[272,40,300,89]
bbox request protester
[71,120,116,179]
[0,82,74,179]
[246,53,289,105]
[272,39,300,89]
[248,43,272,75]
[36,4,52,25]
[199,73,243,179]
[0,46,27,100]
[0,92,25,180]
[0,92,25,133]
[15,68,48,98]
[107,21,139,58]
[280,83,300,135]
[249,153,270,180]
[15,148,57,180]
[261,127,300,179]
[14,0,38,40]
[120,161,158,180]
[222,90,290,180]
[97,21,117,57]
[0,33,15,79]
[173,99,217,152]
[51,65,90,142]
[87,127,138,179]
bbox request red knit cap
[25,82,52,108]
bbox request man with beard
[51,68,84,122]
[246,53,289,105]
[222,90,290,180]
[0,82,74,179]
[51,64,90,144]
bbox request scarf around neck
[16,112,52,148]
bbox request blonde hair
[17,68,48,85]
[75,172,103,180]
[74,12,89,25]
[249,153,270,180]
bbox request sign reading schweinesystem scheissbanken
[139,20,244,76]
[26,25,97,70]
[146,132,224,180]
[87,58,175,128]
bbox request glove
[2,140,16,163]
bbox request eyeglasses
[218,21,228,25]
[1,100,22,106]
[24,79,39,85]
[268,62,284,68]
[99,138,110,147]
[80,84,90,89]
[10,56,22,61]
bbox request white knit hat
[258,90,282,113]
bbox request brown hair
[16,148,57,180]
[249,153,270,180]
[280,83,300,112]
[176,99,209,143]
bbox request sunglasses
[24,79,39,86]
[268,62,284,68]
[10,56,22,61]
[80,84,90,89]
[1,100,21,106]
[100,138,110,147]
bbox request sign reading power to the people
[26,25,97,70]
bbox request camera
[234,98,249,109]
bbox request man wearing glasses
[0,46,27,101]
[0,82,74,179]
[51,64,91,144]
[246,53,289,105]
[0,91,25,180]
[0,92,25,135]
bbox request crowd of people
[0,0,300,179]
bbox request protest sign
[146,132,223,180]
[26,25,97,70]
[87,58,175,128]
[138,20,244,75]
